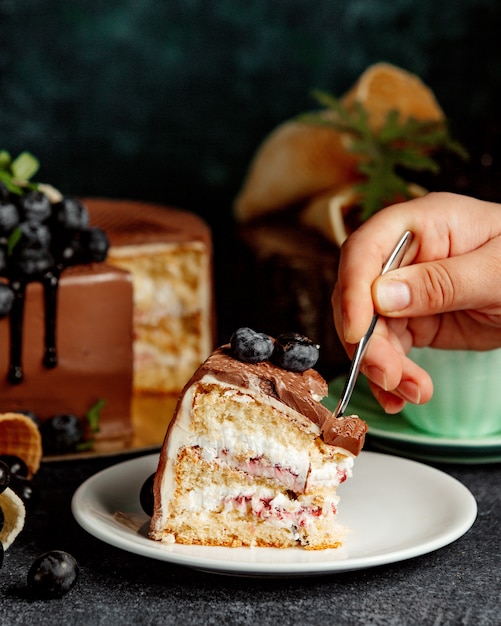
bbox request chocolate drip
[7,280,26,385]
[6,269,60,383]
[42,269,60,369]
[2,195,110,386]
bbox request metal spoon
[333,230,413,419]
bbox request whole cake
[150,329,367,549]
[0,152,214,454]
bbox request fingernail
[365,365,388,391]
[376,280,411,312]
[399,380,421,404]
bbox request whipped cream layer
[154,375,354,534]
[177,472,340,540]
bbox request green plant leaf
[86,398,106,434]
[299,92,468,219]
[0,150,41,194]
[0,151,12,169]
[11,152,40,182]
[7,227,22,255]
[0,170,24,194]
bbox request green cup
[402,347,501,439]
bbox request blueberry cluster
[0,455,78,597]
[229,327,320,373]
[21,398,103,457]
[0,184,109,319]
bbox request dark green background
[1,0,500,229]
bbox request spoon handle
[333,230,413,419]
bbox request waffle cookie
[0,412,42,478]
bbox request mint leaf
[0,170,24,194]
[0,151,12,169]
[7,227,22,255]
[0,150,41,194]
[11,152,40,182]
[76,399,106,452]
[85,398,106,434]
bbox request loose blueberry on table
[27,550,79,598]
[10,474,38,511]
[0,460,11,493]
[0,454,28,478]
[0,454,38,510]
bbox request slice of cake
[150,330,367,550]
[85,199,214,395]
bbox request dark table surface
[1,441,500,626]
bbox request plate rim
[71,451,477,577]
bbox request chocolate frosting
[184,345,367,455]
[84,198,212,247]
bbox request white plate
[72,452,477,577]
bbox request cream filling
[135,340,201,369]
[109,241,212,356]
[197,424,353,492]
[155,377,353,531]
[179,481,339,533]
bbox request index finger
[334,218,416,344]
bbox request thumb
[372,248,500,316]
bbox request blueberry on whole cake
[0,152,215,454]
[0,152,134,449]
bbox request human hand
[332,192,501,413]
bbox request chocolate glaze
[0,264,133,442]
[84,198,212,248]
[180,345,367,455]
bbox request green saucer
[325,376,501,464]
